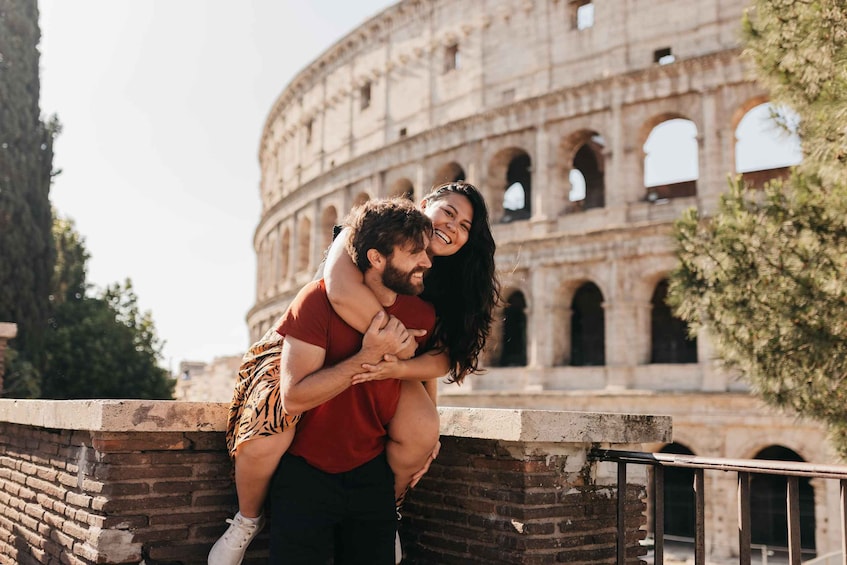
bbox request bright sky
[38,1,395,373]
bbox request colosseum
[247,0,840,559]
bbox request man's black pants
[268,451,396,564]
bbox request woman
[209,182,499,565]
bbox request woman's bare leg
[386,380,440,501]
[234,426,295,518]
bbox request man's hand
[409,441,440,488]
[395,326,427,360]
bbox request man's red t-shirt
[277,279,436,473]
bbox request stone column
[0,322,17,394]
[403,407,673,564]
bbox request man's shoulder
[278,280,331,337]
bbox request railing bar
[617,461,626,565]
[841,479,846,565]
[786,475,801,565]
[592,449,847,479]
[737,472,751,565]
[694,468,705,565]
[654,466,664,565]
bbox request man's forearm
[282,350,377,415]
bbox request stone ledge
[0,399,229,432]
[439,406,672,444]
[0,400,672,444]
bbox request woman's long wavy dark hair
[420,182,501,384]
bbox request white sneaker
[395,530,402,564]
[208,512,265,565]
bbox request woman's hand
[351,354,402,384]
[409,440,441,488]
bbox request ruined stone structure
[248,0,837,558]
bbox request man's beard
[382,260,427,295]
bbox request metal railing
[591,449,847,565]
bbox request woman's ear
[419,198,428,210]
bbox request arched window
[320,206,338,256]
[644,118,698,200]
[389,178,414,201]
[751,446,816,551]
[650,279,697,364]
[280,227,290,281]
[500,291,528,367]
[736,102,802,188]
[570,282,605,366]
[353,192,370,208]
[660,443,696,538]
[503,153,532,222]
[297,217,311,273]
[434,162,466,185]
[571,136,605,210]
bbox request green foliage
[2,347,41,398]
[669,1,847,457]
[39,219,174,400]
[0,0,58,369]
[742,0,847,186]
[0,2,172,400]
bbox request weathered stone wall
[0,400,670,564]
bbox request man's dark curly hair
[420,182,501,384]
[343,197,433,273]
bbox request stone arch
[659,442,697,539]
[497,289,528,367]
[433,162,466,185]
[641,114,699,200]
[389,178,415,201]
[297,216,312,273]
[750,446,816,551]
[734,100,802,188]
[280,226,291,281]
[270,229,281,287]
[570,281,605,366]
[488,147,532,223]
[320,206,338,256]
[352,191,371,208]
[560,130,606,212]
[650,278,697,364]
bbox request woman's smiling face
[422,192,474,257]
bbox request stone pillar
[403,407,673,564]
[0,322,17,394]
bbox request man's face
[381,237,432,295]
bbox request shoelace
[223,518,258,548]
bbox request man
[268,198,436,564]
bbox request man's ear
[366,248,385,270]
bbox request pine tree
[0,0,58,373]
[668,1,847,456]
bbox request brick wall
[0,400,671,564]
